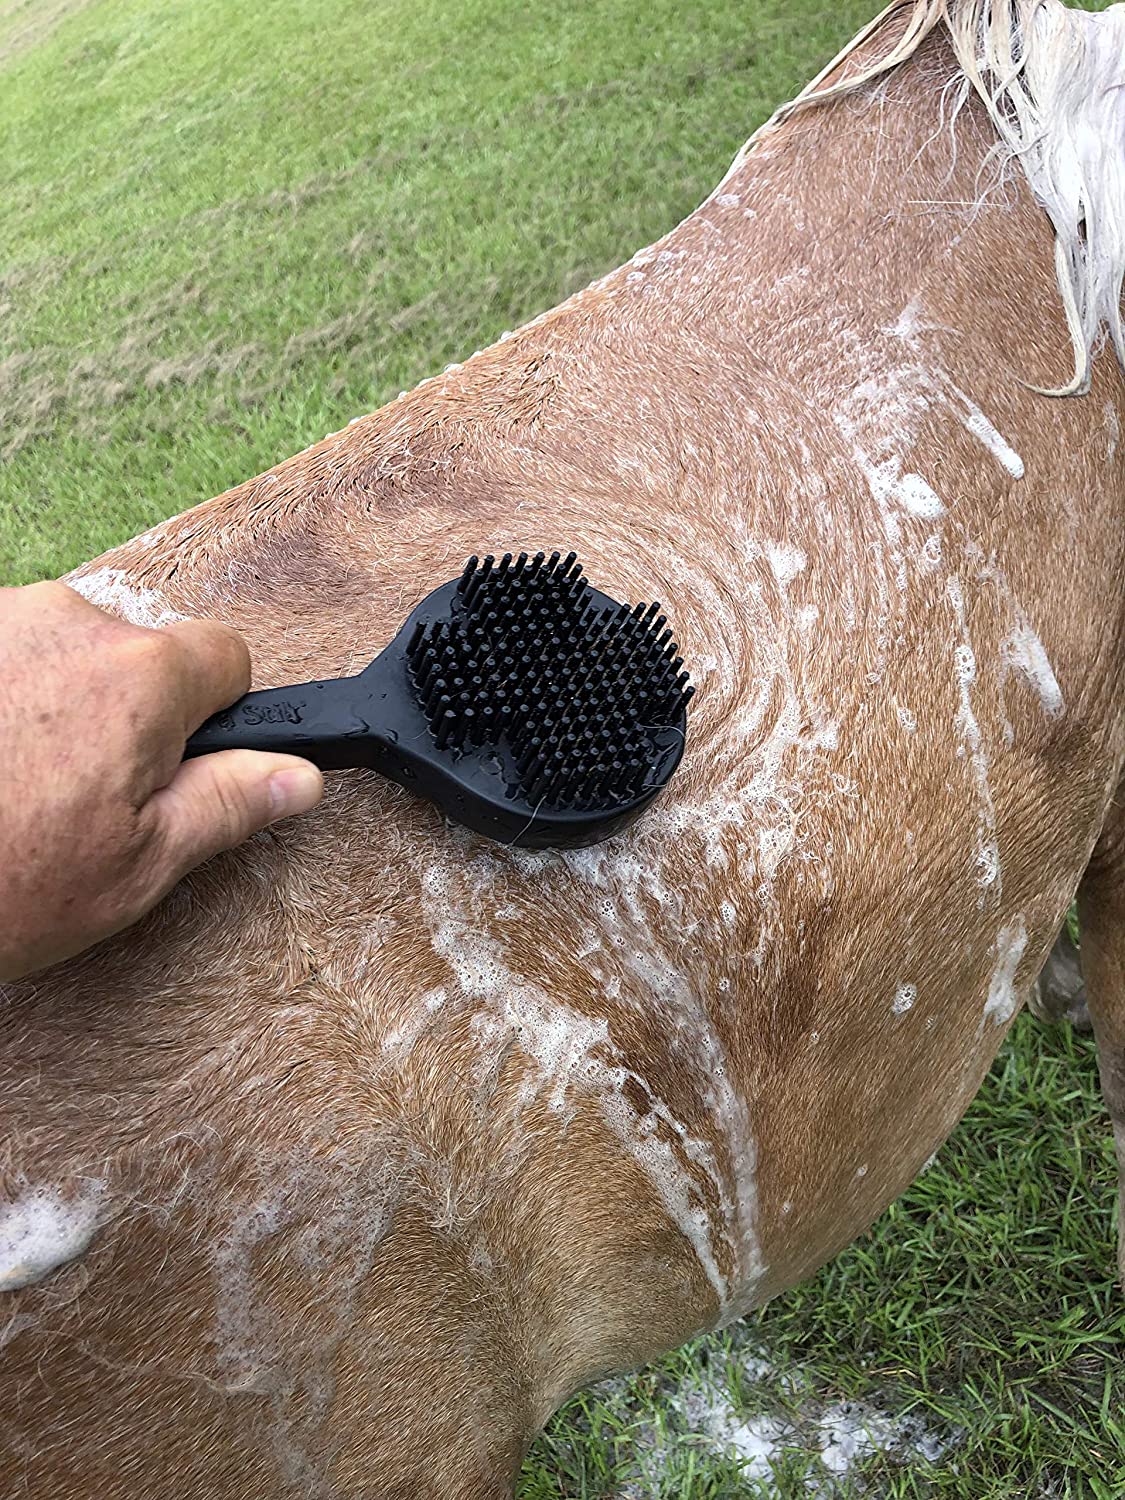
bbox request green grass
[2,1,1122,1495]
[522,1018,1124,1497]
[0,0,871,581]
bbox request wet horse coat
[2,2,1124,1496]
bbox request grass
[1,0,1122,1495]
[520,1019,1123,1498]
[0,0,871,581]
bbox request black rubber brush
[185,551,692,848]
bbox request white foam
[696,1400,786,1480]
[962,408,1025,479]
[68,566,185,628]
[919,532,943,570]
[817,1400,947,1476]
[766,543,806,589]
[617,1338,953,1496]
[422,864,755,1311]
[983,917,1029,1025]
[380,986,448,1057]
[796,2,1125,393]
[946,575,1000,892]
[887,297,926,341]
[1002,625,1064,716]
[892,983,917,1015]
[0,1180,104,1291]
[896,472,945,518]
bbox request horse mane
[729,0,1125,394]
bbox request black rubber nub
[404,550,693,811]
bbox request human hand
[0,581,323,980]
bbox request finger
[160,618,253,735]
[143,750,323,886]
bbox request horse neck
[655,35,1032,391]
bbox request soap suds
[606,1336,953,1497]
[983,917,1029,1025]
[1002,625,1064,716]
[946,575,1000,893]
[421,862,761,1314]
[0,1180,105,1291]
[68,567,185,628]
[381,986,448,1057]
[935,373,1025,479]
[892,984,917,1015]
[896,472,945,518]
[208,1151,394,1494]
[766,543,806,589]
[962,408,1025,479]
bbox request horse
[2,0,1123,1494]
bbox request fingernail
[268,766,323,819]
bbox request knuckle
[170,618,251,696]
[31,580,75,609]
[103,794,154,870]
[122,626,181,688]
[194,619,250,685]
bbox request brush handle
[184,675,381,771]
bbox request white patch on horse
[1105,402,1120,462]
[67,567,185,628]
[983,917,1029,1026]
[0,1180,105,1291]
[1002,625,1064,717]
[895,472,944,518]
[946,575,1000,893]
[892,984,917,1015]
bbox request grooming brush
[185,551,692,849]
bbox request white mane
[751,0,1125,394]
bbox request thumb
[146,750,324,882]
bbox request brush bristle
[405,551,692,809]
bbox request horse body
[2,6,1123,1496]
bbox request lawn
[1,0,1122,1495]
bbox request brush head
[184,549,692,848]
[403,551,693,815]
